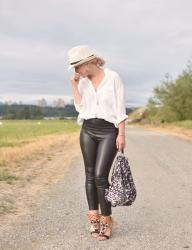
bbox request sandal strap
[90,229,99,234]
[87,212,100,235]
[98,234,109,239]
[100,215,113,225]
[99,215,113,236]
[87,212,100,223]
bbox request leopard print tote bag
[104,149,137,207]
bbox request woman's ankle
[89,209,99,213]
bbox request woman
[67,45,128,241]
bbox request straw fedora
[67,45,105,70]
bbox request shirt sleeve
[73,80,85,113]
[114,72,128,127]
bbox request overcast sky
[0,0,192,107]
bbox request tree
[146,59,192,122]
[37,98,47,107]
[53,98,65,107]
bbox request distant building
[43,116,60,120]
[43,116,76,120]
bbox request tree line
[0,103,134,120]
[0,104,78,119]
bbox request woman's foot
[96,215,114,241]
[87,210,100,238]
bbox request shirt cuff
[74,98,84,112]
[115,114,128,127]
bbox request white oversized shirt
[73,67,128,128]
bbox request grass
[0,200,16,215]
[138,120,192,130]
[128,107,147,120]
[0,119,80,147]
[170,120,192,129]
[0,119,80,217]
[128,108,192,130]
[0,169,21,183]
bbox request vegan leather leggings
[80,118,119,216]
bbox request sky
[0,0,192,107]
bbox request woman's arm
[117,120,125,135]
[116,120,126,152]
[70,73,84,112]
[114,72,128,151]
[72,84,82,104]
[114,72,128,130]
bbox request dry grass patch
[0,131,81,226]
[133,123,192,141]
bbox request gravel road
[0,125,192,250]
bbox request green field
[0,119,80,147]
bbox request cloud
[0,0,192,107]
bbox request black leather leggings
[80,118,119,216]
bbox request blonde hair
[88,57,106,67]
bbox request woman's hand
[116,134,126,152]
[70,73,81,88]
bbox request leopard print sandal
[87,212,100,238]
[96,215,114,241]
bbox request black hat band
[70,54,94,65]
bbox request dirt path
[0,126,192,249]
